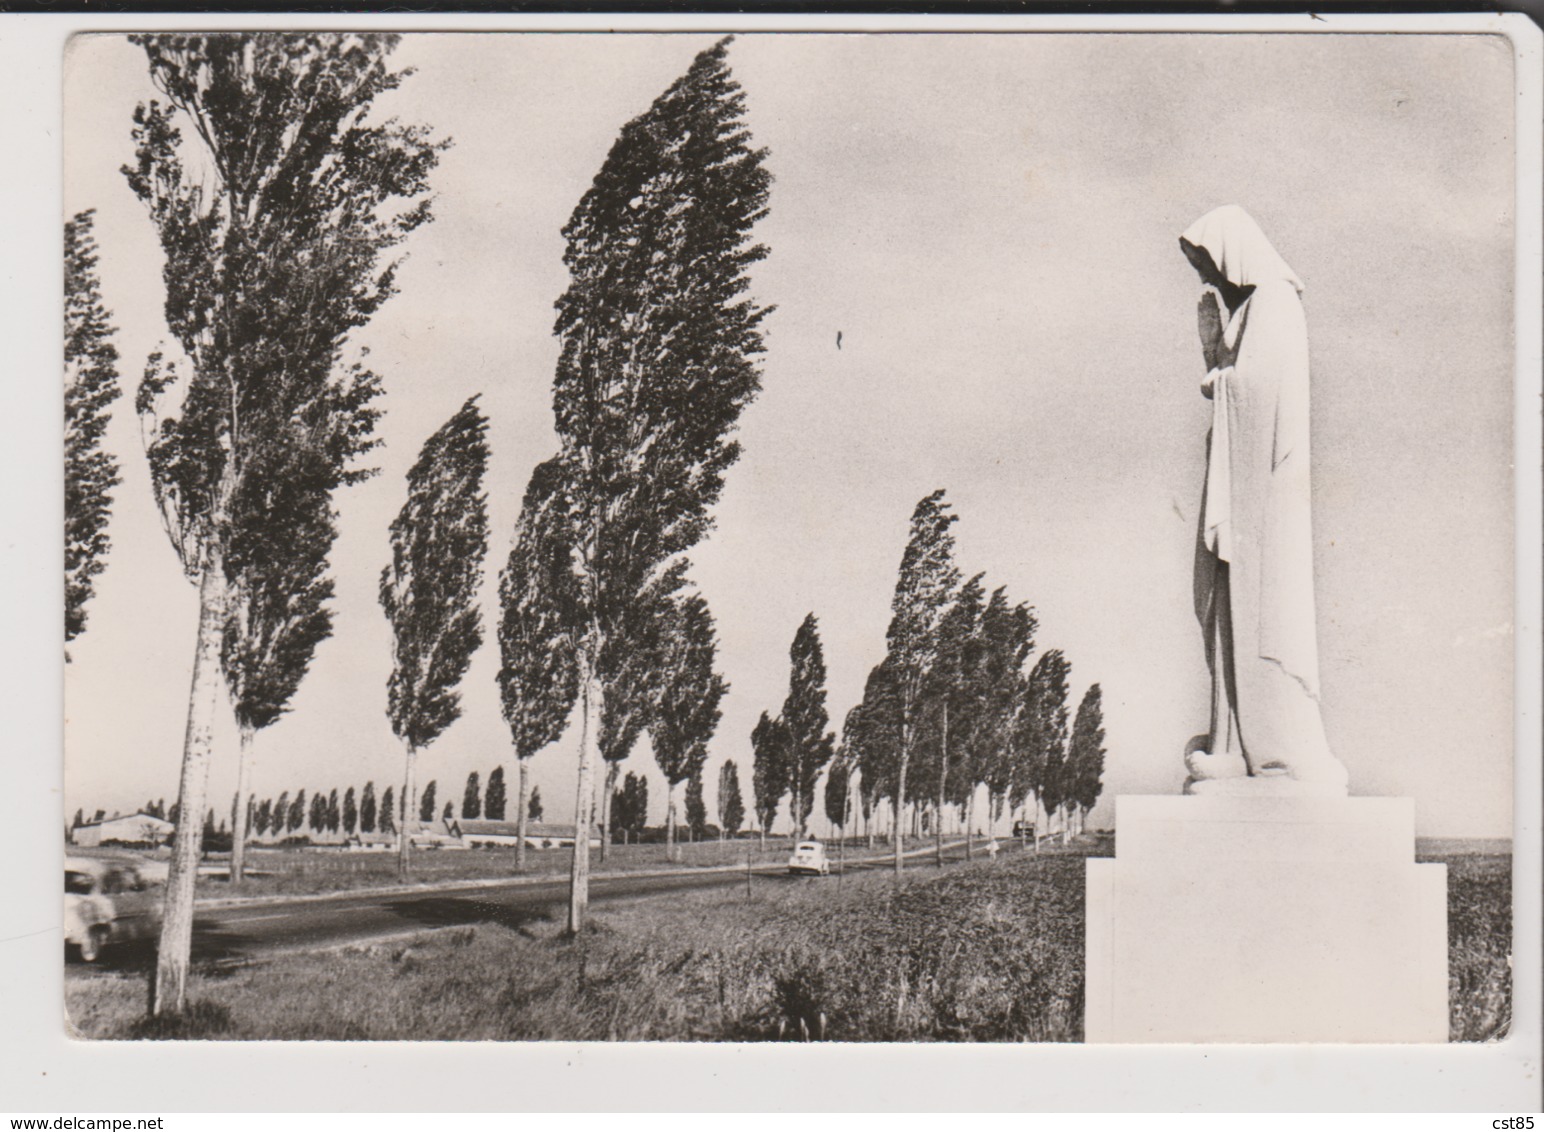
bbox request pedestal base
[1085,795,1448,1043]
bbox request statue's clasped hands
[1197,289,1233,400]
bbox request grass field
[66,837,1511,1043]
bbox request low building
[452,818,601,849]
[345,831,397,852]
[72,813,175,848]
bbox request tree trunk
[759,822,766,851]
[600,762,620,864]
[665,781,677,862]
[1061,803,1070,845]
[567,642,602,934]
[934,702,949,869]
[397,739,417,880]
[229,723,254,885]
[894,715,912,875]
[515,756,529,872]
[152,550,226,1016]
[965,785,976,861]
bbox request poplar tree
[220,444,343,883]
[418,780,438,827]
[685,770,708,841]
[919,572,985,865]
[64,209,122,650]
[463,771,482,821]
[613,772,648,844]
[1023,649,1072,841]
[750,711,789,849]
[881,491,959,873]
[652,594,728,860]
[124,32,444,1013]
[379,786,396,835]
[597,595,666,861]
[527,786,544,822]
[1067,683,1107,836]
[496,457,578,870]
[781,614,835,841]
[360,781,376,833]
[343,786,357,836]
[540,37,771,931]
[485,766,507,821]
[381,398,489,877]
[717,759,745,838]
[287,789,305,835]
[977,589,1038,837]
[824,758,852,839]
[846,658,902,843]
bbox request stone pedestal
[1085,795,1448,1043]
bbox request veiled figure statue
[1180,205,1348,795]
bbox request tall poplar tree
[462,772,482,821]
[381,398,489,878]
[781,614,835,841]
[64,209,122,650]
[484,766,507,821]
[124,32,444,1013]
[978,589,1038,837]
[496,458,578,870]
[651,594,728,860]
[685,770,708,840]
[360,781,376,834]
[717,759,745,838]
[221,472,339,883]
[1023,649,1072,841]
[1067,683,1107,836]
[750,710,789,849]
[541,37,771,931]
[342,786,357,836]
[415,782,437,824]
[379,786,396,835]
[847,658,902,844]
[921,573,984,866]
[881,490,959,873]
[824,758,852,839]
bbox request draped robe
[1182,206,1347,789]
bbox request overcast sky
[63,31,1516,838]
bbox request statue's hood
[1181,205,1304,295]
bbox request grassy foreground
[1418,845,1513,1043]
[66,840,1510,1043]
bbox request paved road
[70,841,1001,973]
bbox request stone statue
[1179,205,1348,796]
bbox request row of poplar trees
[72,34,775,1015]
[749,490,1107,874]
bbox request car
[786,840,830,877]
[64,856,162,962]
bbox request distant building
[453,818,601,849]
[345,832,396,852]
[72,812,174,848]
[407,819,468,850]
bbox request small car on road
[786,840,831,877]
[65,856,162,962]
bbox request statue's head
[1180,205,1303,308]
